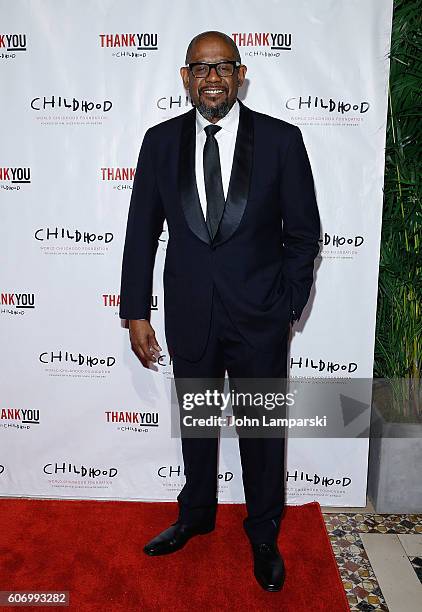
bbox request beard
[196,92,232,121]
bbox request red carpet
[0,499,348,611]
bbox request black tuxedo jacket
[119,99,321,361]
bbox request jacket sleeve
[279,126,321,323]
[119,128,165,321]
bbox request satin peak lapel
[178,107,211,245]
[213,100,254,247]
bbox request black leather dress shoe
[252,542,285,592]
[143,521,214,556]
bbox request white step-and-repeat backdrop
[1,0,393,506]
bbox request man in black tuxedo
[119,30,320,592]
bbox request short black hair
[185,30,241,64]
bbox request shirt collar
[195,98,239,135]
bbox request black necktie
[203,124,225,241]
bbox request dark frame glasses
[187,61,241,78]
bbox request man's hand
[128,320,162,368]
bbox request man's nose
[206,66,222,81]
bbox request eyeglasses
[187,61,241,78]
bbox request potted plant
[368,0,421,513]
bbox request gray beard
[197,99,231,121]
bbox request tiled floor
[410,556,422,583]
[321,504,422,611]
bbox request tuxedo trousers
[172,284,289,544]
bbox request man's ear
[180,66,189,89]
[237,65,247,87]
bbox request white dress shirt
[195,99,240,218]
